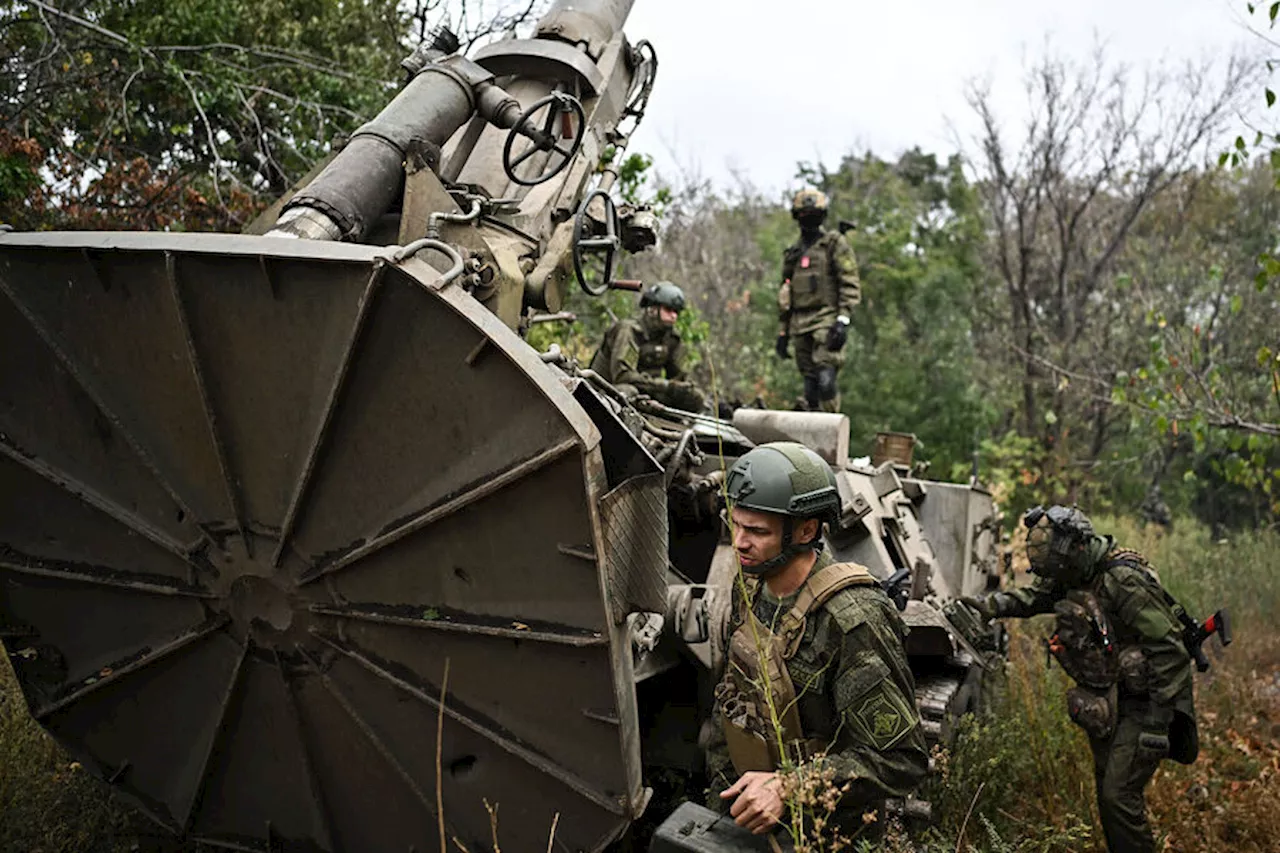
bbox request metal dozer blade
[0,231,655,852]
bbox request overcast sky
[618,0,1261,193]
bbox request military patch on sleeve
[851,684,917,751]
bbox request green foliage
[951,430,1044,520]
[0,139,39,202]
[673,303,710,368]
[606,149,672,210]
[1115,164,1280,527]
[0,0,404,228]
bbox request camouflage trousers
[1089,709,1165,853]
[794,332,844,413]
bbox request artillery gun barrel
[538,0,636,45]
[268,0,638,244]
[268,66,505,241]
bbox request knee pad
[816,366,838,400]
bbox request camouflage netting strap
[779,562,878,659]
[1108,547,1157,578]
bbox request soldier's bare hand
[720,771,783,834]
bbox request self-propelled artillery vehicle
[0,2,1002,850]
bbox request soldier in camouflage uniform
[1139,485,1172,531]
[776,189,862,413]
[590,280,706,412]
[963,505,1198,853]
[705,442,928,838]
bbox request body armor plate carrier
[718,562,878,775]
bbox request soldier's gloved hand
[960,595,997,622]
[775,333,790,359]
[825,316,850,351]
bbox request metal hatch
[0,231,644,852]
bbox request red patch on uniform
[800,256,811,269]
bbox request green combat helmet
[640,280,686,312]
[724,441,841,575]
[790,187,829,220]
[1023,504,1095,584]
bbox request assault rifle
[1179,607,1232,672]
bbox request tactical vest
[1048,588,1120,739]
[1107,548,1191,633]
[636,331,677,378]
[783,232,841,316]
[1047,589,1118,690]
[1048,550,1182,741]
[718,561,878,775]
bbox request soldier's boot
[815,366,840,414]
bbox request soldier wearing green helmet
[962,505,1199,853]
[589,280,706,411]
[776,188,862,413]
[704,442,928,840]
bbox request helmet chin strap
[740,517,823,577]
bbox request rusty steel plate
[0,231,644,852]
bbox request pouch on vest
[1066,684,1117,740]
[720,709,775,774]
[724,617,802,773]
[1118,646,1153,696]
[1047,590,1118,690]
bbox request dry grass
[0,657,145,853]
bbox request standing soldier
[590,280,705,411]
[776,189,862,413]
[962,505,1199,853]
[705,442,928,840]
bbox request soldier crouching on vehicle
[704,442,929,840]
[963,505,1199,853]
[589,280,706,412]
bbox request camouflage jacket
[779,229,862,336]
[992,542,1194,713]
[590,316,686,387]
[706,551,930,812]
